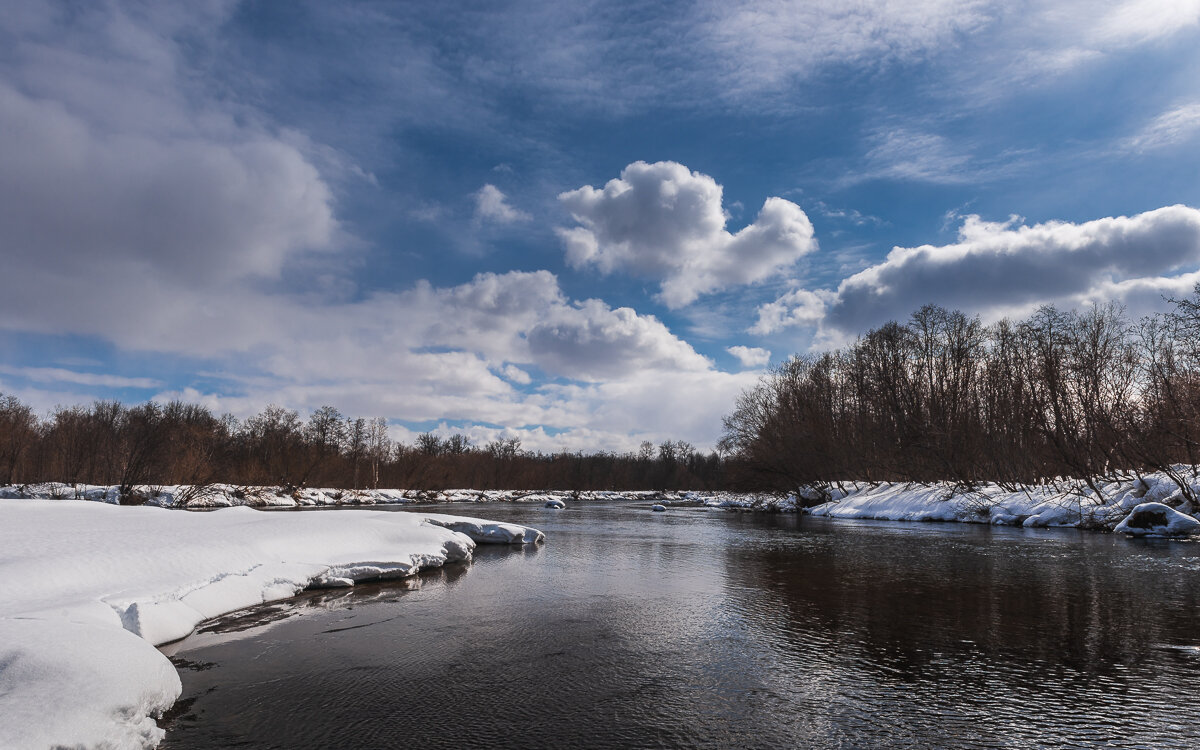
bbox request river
[160,501,1200,749]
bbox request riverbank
[0,482,676,507]
[690,470,1200,536]
[0,499,542,749]
[9,474,1200,536]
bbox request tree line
[12,290,1200,502]
[720,286,1200,503]
[0,397,724,496]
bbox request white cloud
[1125,102,1200,152]
[726,346,771,368]
[789,205,1200,337]
[538,369,764,450]
[15,263,745,449]
[750,289,830,335]
[527,300,712,380]
[0,6,340,293]
[473,183,530,224]
[1091,0,1200,46]
[854,129,974,184]
[558,161,817,307]
[699,0,998,94]
[499,364,532,385]
[0,7,754,458]
[0,366,162,390]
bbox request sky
[2,0,1200,452]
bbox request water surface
[161,502,1200,749]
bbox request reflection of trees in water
[723,522,1200,682]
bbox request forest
[0,396,723,495]
[721,286,1200,502]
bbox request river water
[161,501,1200,749]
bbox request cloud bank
[755,205,1200,340]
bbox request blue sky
[2,0,1200,451]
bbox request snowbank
[801,471,1200,533]
[0,499,542,749]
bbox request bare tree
[0,394,36,485]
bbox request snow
[0,483,684,508]
[1113,502,1200,537]
[651,504,667,512]
[0,499,542,749]
[421,512,545,544]
[801,471,1200,533]
[544,499,566,509]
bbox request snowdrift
[701,470,1200,534]
[0,499,542,749]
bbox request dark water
[161,502,1200,749]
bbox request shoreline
[0,499,542,749]
[9,472,1200,536]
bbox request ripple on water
[162,502,1200,749]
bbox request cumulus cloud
[527,300,712,380]
[539,369,763,450]
[726,346,771,368]
[0,7,759,451]
[36,266,740,448]
[750,289,830,335]
[0,6,339,294]
[760,205,1200,340]
[499,364,532,385]
[473,183,530,224]
[557,161,817,307]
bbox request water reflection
[161,504,1200,750]
[721,520,1200,748]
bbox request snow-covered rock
[544,499,566,509]
[1113,502,1200,537]
[651,504,666,512]
[0,499,542,749]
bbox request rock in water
[651,504,666,512]
[1114,502,1200,537]
[545,499,566,509]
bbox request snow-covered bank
[0,499,542,749]
[706,471,1200,536]
[0,483,679,508]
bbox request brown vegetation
[720,286,1200,503]
[0,400,723,496]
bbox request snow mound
[421,512,546,544]
[0,500,541,749]
[1113,502,1200,537]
